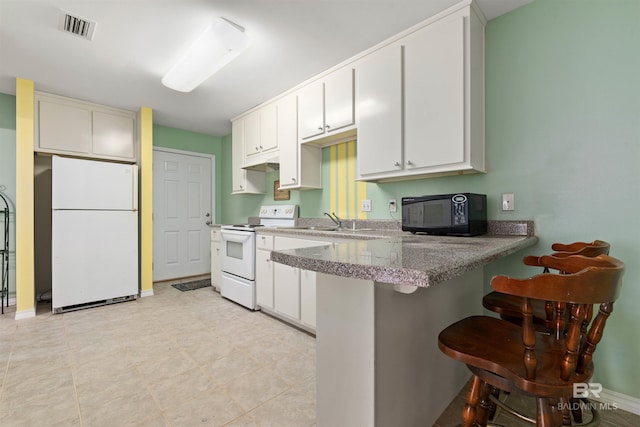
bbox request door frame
[152,147,216,281]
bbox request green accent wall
[153,124,224,223]
[220,0,640,398]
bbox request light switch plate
[389,199,397,213]
[361,199,372,212]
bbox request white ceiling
[0,0,533,137]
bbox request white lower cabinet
[210,228,222,290]
[256,235,275,309]
[257,234,329,332]
[274,263,301,320]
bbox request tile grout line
[0,325,16,405]
[63,313,85,427]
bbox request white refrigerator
[52,156,138,312]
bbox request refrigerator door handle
[132,164,139,211]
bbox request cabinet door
[232,120,247,192]
[298,81,324,140]
[244,104,278,159]
[260,103,278,152]
[231,120,265,194]
[92,111,135,159]
[274,263,300,320]
[256,249,274,309]
[243,110,262,158]
[356,44,403,177]
[404,16,465,170]
[300,269,316,328]
[211,241,221,289]
[38,99,91,154]
[325,67,355,133]
[277,94,299,187]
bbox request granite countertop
[267,223,538,288]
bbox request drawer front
[257,234,274,250]
[275,236,328,250]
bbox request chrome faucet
[324,212,342,229]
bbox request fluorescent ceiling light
[162,17,250,92]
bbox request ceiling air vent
[58,12,97,40]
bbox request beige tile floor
[0,283,315,426]
[1,283,639,426]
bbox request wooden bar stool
[438,254,625,426]
[482,240,610,334]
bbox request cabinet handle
[255,147,259,151]
[239,185,244,189]
[406,160,413,166]
[325,124,331,129]
[394,161,400,167]
[292,177,297,182]
[317,126,323,131]
[216,248,219,252]
[259,145,263,150]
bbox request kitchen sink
[308,227,375,233]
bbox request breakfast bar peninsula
[269,225,537,426]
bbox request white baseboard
[14,308,36,320]
[594,388,640,415]
[140,289,154,298]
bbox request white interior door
[153,149,214,281]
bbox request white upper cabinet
[275,94,298,187]
[231,120,266,194]
[324,68,355,134]
[35,92,136,162]
[278,94,322,190]
[243,102,278,162]
[92,111,135,159]
[356,6,485,181]
[298,67,355,145]
[298,81,325,140]
[404,15,465,170]
[231,2,485,186]
[356,43,403,177]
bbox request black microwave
[401,193,487,236]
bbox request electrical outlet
[389,199,397,213]
[361,199,372,212]
[502,193,515,211]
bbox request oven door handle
[221,229,254,241]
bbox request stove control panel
[259,204,299,219]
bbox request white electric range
[219,205,299,309]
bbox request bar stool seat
[438,254,625,426]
